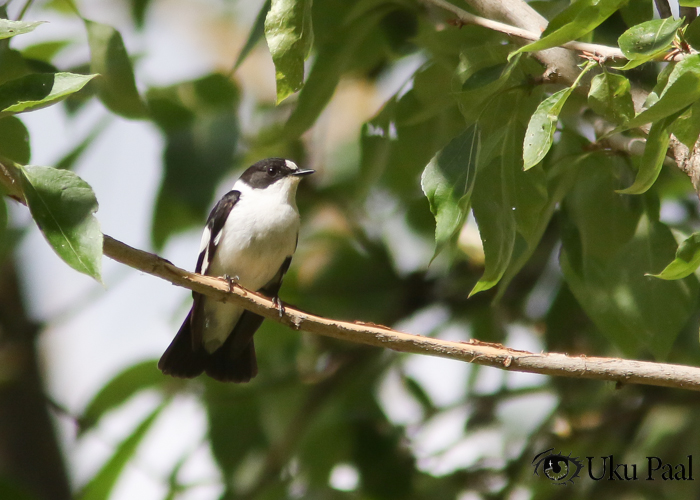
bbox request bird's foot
[223,274,240,293]
[272,296,285,317]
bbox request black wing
[196,190,241,276]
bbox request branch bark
[422,0,624,85]
[103,235,700,392]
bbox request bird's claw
[223,274,240,293]
[272,296,285,317]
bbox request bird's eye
[267,166,278,176]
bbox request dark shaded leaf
[148,73,239,248]
[86,20,147,119]
[264,0,314,103]
[651,232,700,280]
[130,0,153,28]
[280,12,384,141]
[55,119,108,170]
[421,124,480,261]
[0,116,30,164]
[19,165,102,282]
[22,40,72,62]
[588,72,635,124]
[617,114,676,194]
[471,112,521,296]
[77,405,164,500]
[234,0,271,70]
[0,72,96,116]
[80,360,167,435]
[671,99,700,149]
[560,156,698,358]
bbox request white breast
[201,177,301,351]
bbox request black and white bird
[158,158,314,382]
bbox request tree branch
[102,235,700,392]
[421,0,625,80]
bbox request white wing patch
[199,225,211,253]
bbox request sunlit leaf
[523,88,573,170]
[0,72,96,116]
[86,20,147,119]
[615,54,700,132]
[421,124,480,261]
[618,17,684,59]
[77,405,164,500]
[19,165,102,282]
[650,232,700,280]
[0,19,46,40]
[264,0,314,103]
[512,0,627,55]
[617,114,676,195]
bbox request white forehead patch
[285,159,298,171]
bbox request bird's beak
[292,169,315,176]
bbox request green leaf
[264,0,314,104]
[279,13,383,141]
[617,114,675,195]
[421,124,480,261]
[148,74,239,248]
[0,117,30,164]
[680,0,700,6]
[684,16,700,51]
[560,156,698,358]
[0,19,46,40]
[615,54,700,131]
[470,117,519,296]
[86,20,147,119]
[618,17,684,59]
[78,405,164,500]
[512,0,627,55]
[55,119,108,170]
[80,360,167,435]
[130,0,153,28]
[523,88,573,170]
[650,232,700,280]
[562,217,698,359]
[19,165,102,282]
[588,72,634,124]
[22,40,72,62]
[234,0,271,70]
[0,72,97,116]
[671,99,700,149]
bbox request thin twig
[102,235,700,392]
[421,0,625,61]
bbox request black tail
[158,309,205,378]
[159,309,260,383]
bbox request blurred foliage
[2,0,700,499]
